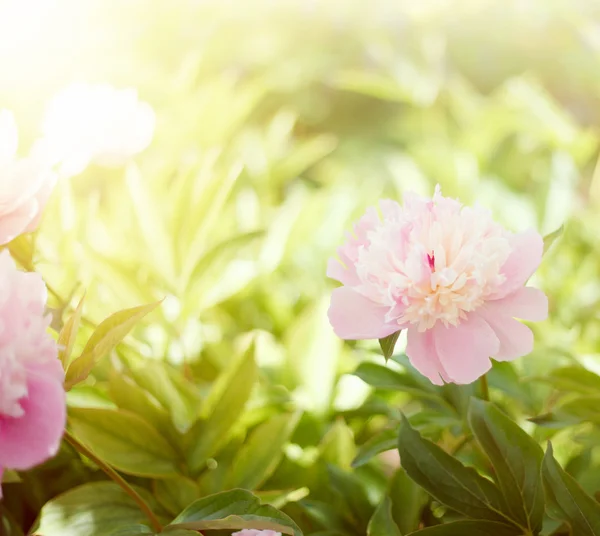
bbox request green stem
[64,430,163,533]
[479,374,490,402]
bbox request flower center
[354,193,512,332]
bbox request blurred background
[4,0,600,532]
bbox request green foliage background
[3,0,600,535]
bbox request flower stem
[479,374,490,401]
[64,430,163,533]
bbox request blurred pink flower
[39,82,156,178]
[0,110,57,246]
[232,531,281,536]
[327,186,548,385]
[0,251,65,498]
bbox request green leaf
[407,520,521,535]
[352,428,397,468]
[153,476,200,516]
[397,414,508,524]
[68,407,180,478]
[186,341,258,472]
[321,418,357,470]
[127,360,201,433]
[2,469,21,483]
[58,293,86,369]
[105,526,153,535]
[0,505,24,536]
[378,331,401,361]
[65,301,160,390]
[367,497,402,536]
[538,366,600,395]
[467,398,544,533]
[255,488,310,509]
[543,225,563,254]
[388,468,428,534]
[327,464,373,531]
[34,482,154,536]
[542,443,600,535]
[226,411,301,489]
[168,489,303,536]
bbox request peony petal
[493,230,543,299]
[0,374,66,470]
[478,305,534,361]
[327,257,359,286]
[489,286,548,322]
[405,327,448,385]
[433,314,499,384]
[328,287,398,340]
[23,170,57,233]
[0,198,38,246]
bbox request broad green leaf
[320,418,357,470]
[407,520,521,535]
[65,301,160,390]
[327,464,373,531]
[108,371,177,443]
[538,366,600,395]
[168,489,303,536]
[67,385,117,409]
[397,415,508,524]
[530,397,600,429]
[153,476,200,516]
[468,399,544,533]
[379,331,401,362]
[58,293,86,368]
[186,342,257,472]
[543,225,563,254]
[367,497,402,536]
[34,482,154,536]
[352,429,397,468]
[128,361,201,433]
[389,468,428,534]
[227,411,301,489]
[354,362,454,413]
[542,443,600,536]
[68,407,180,478]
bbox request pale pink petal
[489,286,548,321]
[492,230,543,299]
[478,305,534,361]
[0,375,66,470]
[327,257,359,286]
[0,198,38,246]
[405,327,448,385]
[432,314,499,384]
[23,171,57,233]
[328,287,398,340]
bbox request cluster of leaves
[4,0,600,535]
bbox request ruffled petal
[489,286,548,322]
[406,327,449,385]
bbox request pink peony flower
[39,82,156,178]
[0,251,65,498]
[327,186,548,385]
[232,531,281,536]
[0,110,57,246]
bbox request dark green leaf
[397,414,508,524]
[542,443,600,536]
[352,428,398,468]
[379,331,401,361]
[168,489,302,536]
[367,497,402,536]
[468,398,544,533]
[389,468,428,534]
[327,464,374,531]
